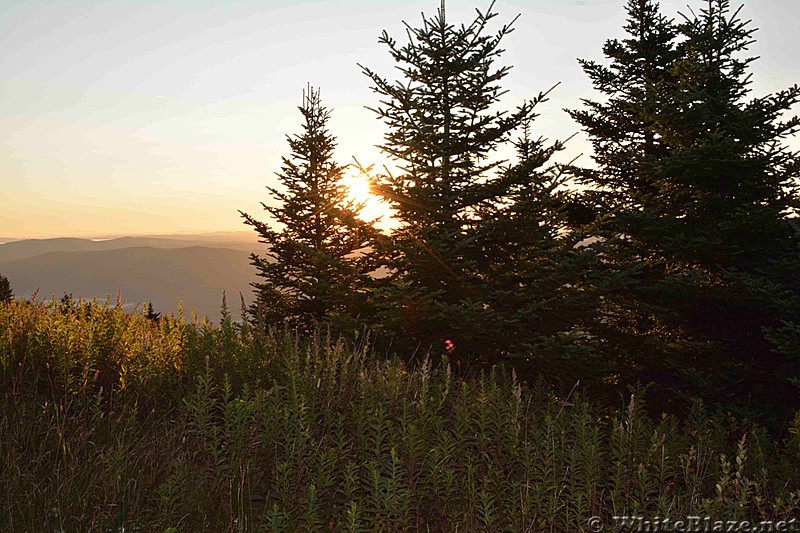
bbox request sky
[3,0,800,239]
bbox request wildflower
[444,339,454,353]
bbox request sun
[341,173,394,227]
[343,174,373,205]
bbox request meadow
[1,297,798,531]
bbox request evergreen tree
[144,302,161,322]
[59,293,74,313]
[0,274,12,303]
[361,1,544,358]
[571,0,800,417]
[568,0,686,388]
[666,0,800,415]
[241,87,380,334]
[481,121,608,380]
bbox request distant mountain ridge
[0,235,260,263]
[0,234,264,322]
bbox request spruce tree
[571,0,800,417]
[241,87,380,334]
[666,0,800,415]
[144,302,161,322]
[361,1,542,358]
[481,122,608,380]
[0,274,12,303]
[568,0,686,386]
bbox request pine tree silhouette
[0,274,12,303]
[360,1,549,358]
[570,0,800,417]
[241,86,381,334]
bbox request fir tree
[59,293,74,314]
[568,0,686,387]
[665,0,800,415]
[241,87,380,334]
[361,1,543,358]
[144,302,161,322]
[571,0,800,417]
[481,121,608,380]
[0,274,12,303]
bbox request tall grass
[1,298,798,531]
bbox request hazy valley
[0,233,261,321]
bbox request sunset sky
[3,0,800,239]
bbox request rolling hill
[0,237,262,322]
[0,234,259,263]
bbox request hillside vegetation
[1,299,798,531]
